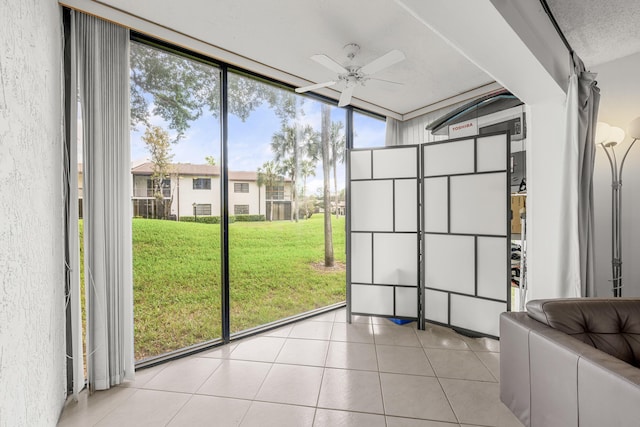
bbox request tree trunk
[303,176,309,219]
[269,199,274,222]
[333,162,339,218]
[321,105,334,267]
[292,126,300,222]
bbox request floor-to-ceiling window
[227,72,347,333]
[76,35,387,363]
[129,40,222,360]
[353,110,386,148]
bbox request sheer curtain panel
[557,52,599,297]
[385,117,402,146]
[73,11,134,391]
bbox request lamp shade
[607,127,626,146]
[628,117,640,140]
[595,122,611,144]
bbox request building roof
[131,162,220,176]
[80,162,290,182]
[130,162,291,182]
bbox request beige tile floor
[57,308,523,427]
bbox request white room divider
[348,145,421,320]
[347,132,510,337]
[422,133,510,337]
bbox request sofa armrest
[501,310,640,427]
[577,346,640,427]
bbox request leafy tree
[130,42,216,141]
[320,105,334,267]
[142,125,174,219]
[257,161,281,221]
[131,42,298,141]
[204,155,217,166]
[329,121,346,218]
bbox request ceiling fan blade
[338,85,355,107]
[360,49,406,75]
[295,81,336,93]
[311,54,348,74]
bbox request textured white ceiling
[96,0,494,116]
[546,0,640,68]
[78,0,638,115]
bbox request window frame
[195,203,212,216]
[233,182,249,193]
[233,204,249,215]
[193,177,212,190]
[124,32,387,369]
[146,177,171,197]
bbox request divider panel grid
[348,145,420,321]
[422,132,510,338]
[423,177,448,233]
[347,133,510,337]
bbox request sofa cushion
[526,298,640,368]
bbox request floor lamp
[595,118,640,296]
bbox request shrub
[179,215,235,224]
[234,214,266,222]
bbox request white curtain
[574,53,599,297]
[385,117,402,146]
[73,11,135,391]
[557,52,599,297]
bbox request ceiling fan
[295,43,406,107]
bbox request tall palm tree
[299,159,317,219]
[256,169,264,216]
[257,161,280,221]
[271,125,297,221]
[321,104,334,267]
[271,123,318,222]
[330,121,346,218]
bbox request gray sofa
[500,298,640,427]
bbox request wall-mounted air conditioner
[426,90,526,152]
[426,90,527,193]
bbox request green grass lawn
[110,215,346,360]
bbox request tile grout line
[434,372,461,425]
[371,315,390,424]
[418,330,462,425]
[65,315,506,427]
[88,388,141,427]
[240,336,287,422]
[162,389,196,427]
[468,347,499,383]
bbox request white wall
[229,180,262,216]
[489,0,570,95]
[0,1,66,426]
[592,52,640,297]
[400,100,468,145]
[176,176,220,217]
